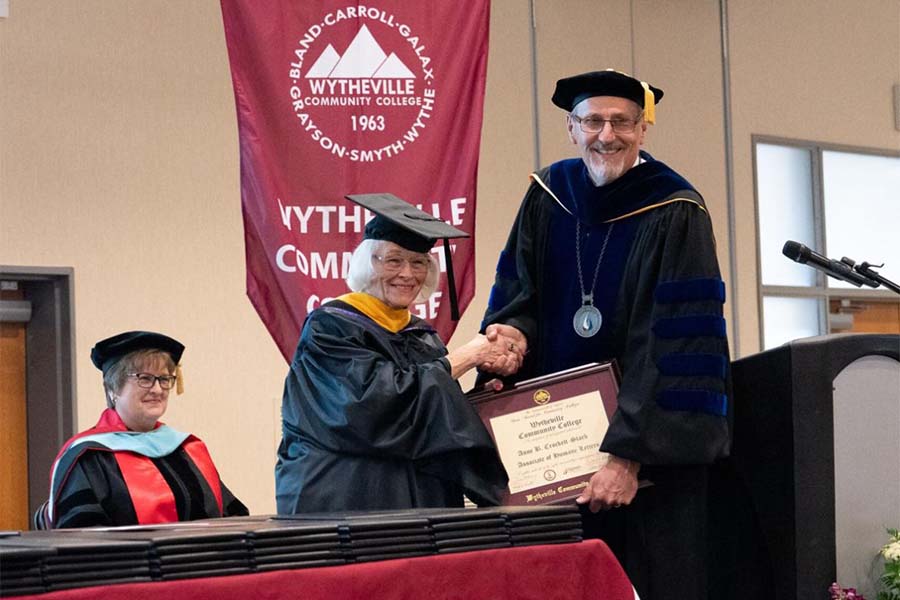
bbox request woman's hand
[446,326,525,380]
[478,324,527,376]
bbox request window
[754,139,900,350]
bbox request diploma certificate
[468,362,620,505]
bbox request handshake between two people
[446,323,528,380]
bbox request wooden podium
[714,333,900,600]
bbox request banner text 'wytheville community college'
[221,1,491,360]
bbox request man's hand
[479,324,527,376]
[447,328,523,380]
[575,455,640,512]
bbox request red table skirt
[11,540,634,600]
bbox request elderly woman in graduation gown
[40,331,248,528]
[276,194,518,513]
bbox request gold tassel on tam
[641,81,656,124]
[175,364,184,395]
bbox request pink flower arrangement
[830,582,866,600]
[829,528,900,600]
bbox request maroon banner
[221,1,489,361]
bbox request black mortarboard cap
[345,193,470,320]
[91,331,185,373]
[552,69,664,124]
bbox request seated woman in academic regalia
[36,331,248,529]
[275,193,517,514]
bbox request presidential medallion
[573,304,602,338]
[573,221,614,339]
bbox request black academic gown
[481,155,731,600]
[275,300,508,514]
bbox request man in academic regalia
[479,70,731,600]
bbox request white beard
[585,145,631,187]
[586,158,622,187]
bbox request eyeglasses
[570,113,642,134]
[128,373,177,390]
[374,254,430,274]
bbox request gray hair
[103,349,176,408]
[345,239,440,305]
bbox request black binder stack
[1,533,153,592]
[426,508,510,554]
[97,529,253,581]
[504,505,583,546]
[0,506,586,595]
[241,520,346,571]
[0,544,53,597]
[280,513,435,562]
[343,519,434,562]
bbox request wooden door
[0,288,30,530]
[830,298,900,334]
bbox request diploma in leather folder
[468,362,621,506]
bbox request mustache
[589,142,624,152]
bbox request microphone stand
[840,258,900,295]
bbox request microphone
[782,241,877,287]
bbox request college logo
[287,7,436,162]
[533,389,551,405]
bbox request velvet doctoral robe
[48,408,247,529]
[481,154,731,466]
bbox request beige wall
[728,0,900,347]
[1,1,898,514]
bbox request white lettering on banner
[287,8,436,162]
[450,197,466,225]
[411,291,443,320]
[337,205,363,233]
[401,90,434,143]
[322,7,398,28]
[429,244,456,273]
[273,191,466,310]
[348,141,405,163]
[307,293,441,317]
[306,289,443,319]
[277,197,468,233]
[300,96,375,107]
[306,294,335,312]
[308,79,414,96]
[276,241,458,279]
[275,246,353,279]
